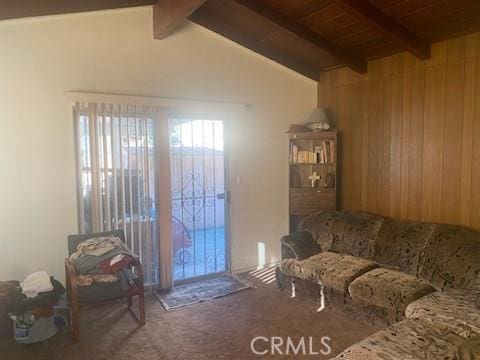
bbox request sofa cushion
[334,320,464,359]
[417,225,480,290]
[406,290,480,339]
[298,210,337,251]
[373,219,435,275]
[279,251,378,292]
[348,268,434,311]
[329,212,384,259]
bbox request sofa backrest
[299,210,384,259]
[298,209,337,251]
[299,210,480,291]
[328,211,384,259]
[373,218,436,276]
[416,224,480,291]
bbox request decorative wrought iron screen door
[169,118,229,282]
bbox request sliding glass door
[169,118,229,282]
[75,103,230,287]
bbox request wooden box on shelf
[288,131,338,232]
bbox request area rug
[155,273,251,310]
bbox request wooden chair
[65,230,145,342]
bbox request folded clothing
[71,242,138,276]
[77,274,119,287]
[77,276,93,287]
[100,254,134,274]
[70,236,140,296]
[9,278,65,316]
[73,247,137,275]
[8,276,65,344]
[70,236,130,261]
[21,271,53,298]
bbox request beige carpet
[0,274,383,360]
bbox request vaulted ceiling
[2,0,480,80]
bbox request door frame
[67,92,244,291]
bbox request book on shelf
[314,141,334,164]
[324,141,331,162]
[290,143,298,163]
[289,140,335,164]
[297,150,315,163]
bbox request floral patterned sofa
[276,210,480,359]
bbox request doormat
[155,274,251,311]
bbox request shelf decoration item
[324,173,335,189]
[308,172,321,188]
[288,129,338,232]
[303,107,334,131]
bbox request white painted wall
[0,7,316,282]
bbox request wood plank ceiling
[0,0,479,80]
[187,0,480,79]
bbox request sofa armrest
[281,231,321,260]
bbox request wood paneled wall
[318,32,480,230]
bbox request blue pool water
[173,227,226,281]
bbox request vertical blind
[74,102,159,285]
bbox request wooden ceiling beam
[189,8,321,80]
[153,0,206,39]
[233,0,367,74]
[332,0,430,59]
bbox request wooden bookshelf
[288,130,338,232]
